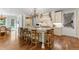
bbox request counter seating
[45,29,54,49]
[18,28,24,40]
[31,30,39,45]
[23,28,31,45]
[19,27,31,46]
[30,29,40,49]
[18,27,55,49]
[19,28,25,46]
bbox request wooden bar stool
[19,27,25,46]
[45,29,54,49]
[23,28,32,47]
[30,29,39,49]
[19,27,24,40]
[23,28,29,44]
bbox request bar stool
[23,28,29,44]
[19,27,24,40]
[19,27,25,46]
[30,29,39,49]
[23,28,32,47]
[45,29,54,49]
[27,30,31,44]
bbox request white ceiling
[0,8,76,16]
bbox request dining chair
[0,26,7,37]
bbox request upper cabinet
[25,16,32,27]
[55,11,62,23]
[51,11,62,23]
[51,11,55,23]
[53,11,62,35]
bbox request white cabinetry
[53,11,62,35]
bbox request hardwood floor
[0,31,79,50]
[53,35,79,50]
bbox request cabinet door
[55,12,62,23]
[51,11,55,23]
[54,12,62,35]
[25,18,32,27]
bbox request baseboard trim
[54,34,79,39]
[61,35,78,39]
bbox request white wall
[51,9,78,37]
[76,10,79,38]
